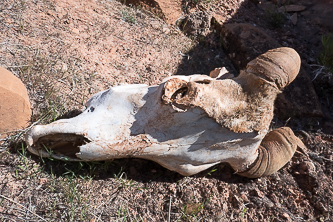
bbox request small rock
[299,160,316,174]
[150,21,160,29]
[61,63,68,72]
[280,212,291,220]
[57,204,67,210]
[231,194,242,208]
[269,193,280,204]
[262,197,275,208]
[250,197,267,208]
[209,67,233,79]
[153,0,182,24]
[46,10,56,18]
[290,13,298,25]
[71,28,80,34]
[180,10,212,36]
[39,178,48,185]
[162,27,170,34]
[279,5,306,12]
[185,203,202,214]
[240,192,249,202]
[0,67,31,138]
[251,188,265,198]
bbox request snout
[26,84,151,160]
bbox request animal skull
[25,47,305,178]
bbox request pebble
[71,28,80,34]
[299,160,316,174]
[162,27,170,34]
[280,212,291,220]
[253,188,265,198]
[240,192,249,202]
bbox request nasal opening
[34,134,91,159]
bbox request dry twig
[0,194,47,221]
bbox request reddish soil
[0,0,332,221]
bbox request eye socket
[171,87,188,100]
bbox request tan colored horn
[244,47,301,90]
[237,127,304,178]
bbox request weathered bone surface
[25,47,305,178]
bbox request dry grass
[0,0,192,123]
[1,0,333,221]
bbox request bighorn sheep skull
[25,47,305,178]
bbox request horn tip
[246,47,301,90]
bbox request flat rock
[158,0,182,24]
[126,0,182,24]
[220,23,322,118]
[0,67,31,137]
[279,5,306,12]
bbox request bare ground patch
[0,0,333,221]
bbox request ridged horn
[245,47,301,90]
[237,127,304,178]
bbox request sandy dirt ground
[0,0,332,221]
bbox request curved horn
[237,127,304,178]
[244,47,301,90]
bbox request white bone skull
[25,47,305,178]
